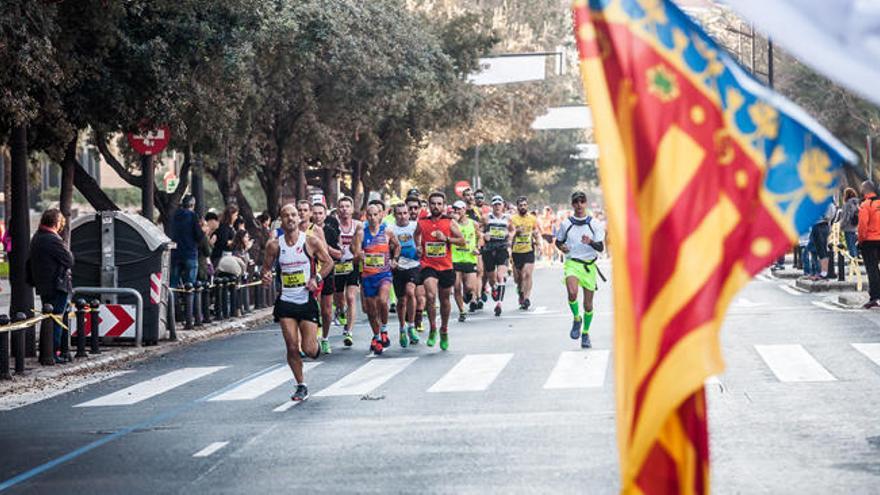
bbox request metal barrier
[71,287,144,348]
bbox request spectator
[808,200,836,280]
[251,213,272,267]
[211,204,238,267]
[169,195,204,288]
[858,181,880,308]
[233,216,246,232]
[26,209,73,363]
[841,187,860,258]
[197,218,215,283]
[215,230,251,280]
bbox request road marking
[74,367,226,407]
[314,358,417,397]
[732,298,767,308]
[0,370,134,411]
[192,441,229,458]
[755,345,836,382]
[852,343,880,367]
[428,354,513,392]
[208,363,320,401]
[273,398,308,412]
[543,350,609,389]
[777,284,803,296]
[755,273,773,282]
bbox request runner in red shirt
[414,191,465,350]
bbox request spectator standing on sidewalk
[27,209,73,363]
[211,204,238,267]
[808,200,837,280]
[842,187,860,259]
[170,195,204,288]
[858,181,880,309]
[197,217,216,283]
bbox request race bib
[425,242,446,258]
[514,234,531,245]
[364,253,385,268]
[489,225,507,240]
[280,270,306,288]
[334,261,354,275]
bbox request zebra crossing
[71,343,880,410]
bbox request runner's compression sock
[582,310,593,334]
[415,310,423,327]
[498,285,506,301]
[568,300,581,322]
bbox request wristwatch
[314,273,323,284]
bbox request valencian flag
[571,0,856,493]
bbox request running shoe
[481,290,488,303]
[518,291,524,307]
[580,332,592,349]
[380,331,391,348]
[494,303,502,317]
[399,330,409,348]
[426,328,438,347]
[299,350,306,358]
[416,322,424,333]
[469,301,478,313]
[343,330,353,347]
[320,339,332,355]
[407,325,420,345]
[439,332,449,351]
[458,312,466,322]
[338,311,347,327]
[570,320,581,340]
[389,303,396,314]
[522,298,531,310]
[370,336,384,355]
[291,384,309,402]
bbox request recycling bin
[70,211,174,345]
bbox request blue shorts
[362,272,392,298]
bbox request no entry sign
[127,126,171,156]
[454,180,472,198]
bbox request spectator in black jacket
[170,195,205,288]
[211,204,238,267]
[27,208,73,362]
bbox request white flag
[725,0,880,106]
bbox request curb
[0,309,273,400]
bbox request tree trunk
[141,154,155,222]
[73,162,118,211]
[59,137,77,244]
[9,125,35,358]
[351,160,363,210]
[297,161,307,201]
[321,167,339,206]
[191,154,205,217]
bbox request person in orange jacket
[858,181,880,308]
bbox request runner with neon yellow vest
[451,200,481,322]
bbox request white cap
[491,195,504,205]
[452,200,466,209]
[310,194,326,206]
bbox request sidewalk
[0,307,273,409]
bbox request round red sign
[127,126,171,156]
[454,180,472,198]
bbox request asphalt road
[1,262,879,494]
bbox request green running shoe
[343,330,353,347]
[320,339,331,355]
[439,332,449,351]
[338,313,347,327]
[407,325,419,345]
[426,328,438,347]
[399,330,409,348]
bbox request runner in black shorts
[311,199,340,354]
[481,196,515,316]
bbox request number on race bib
[425,242,446,258]
[281,271,306,288]
[489,226,507,240]
[364,253,385,268]
[334,261,354,275]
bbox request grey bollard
[242,277,251,314]
[193,283,203,327]
[214,279,224,320]
[89,300,101,354]
[12,312,26,374]
[837,252,846,282]
[59,301,71,362]
[39,304,55,366]
[184,283,194,330]
[203,282,213,324]
[74,299,88,358]
[0,315,10,380]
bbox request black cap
[407,188,421,198]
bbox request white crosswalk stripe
[755,345,836,382]
[428,354,513,393]
[852,343,880,367]
[314,358,417,397]
[75,367,227,407]
[543,350,609,389]
[209,363,321,401]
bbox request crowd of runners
[259,187,606,401]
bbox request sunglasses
[572,197,587,204]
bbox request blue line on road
[0,363,284,492]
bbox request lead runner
[262,204,334,401]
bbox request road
[0,263,879,494]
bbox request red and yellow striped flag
[572,0,854,493]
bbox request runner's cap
[310,194,326,206]
[491,195,504,205]
[571,191,587,202]
[452,200,466,209]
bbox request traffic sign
[70,304,136,338]
[454,180,471,198]
[127,126,171,156]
